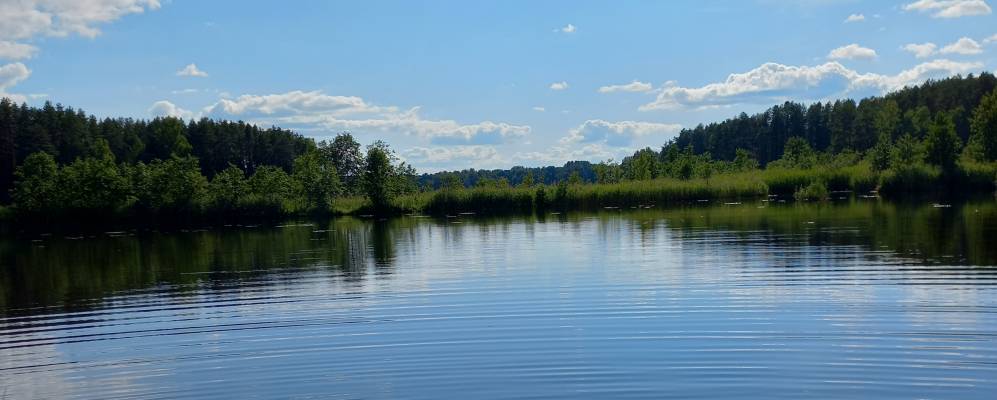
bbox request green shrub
[794,180,829,201]
[880,163,941,195]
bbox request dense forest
[1,73,997,225]
[0,99,418,222]
[420,73,997,188]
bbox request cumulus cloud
[556,24,576,33]
[827,44,878,60]
[0,1,160,98]
[561,120,682,147]
[191,90,530,145]
[984,33,997,44]
[549,81,569,91]
[597,80,653,93]
[148,100,193,119]
[639,59,982,110]
[0,62,31,102]
[903,42,938,58]
[515,144,623,166]
[0,41,38,60]
[939,37,983,54]
[843,13,866,22]
[902,0,991,18]
[402,145,504,168]
[0,0,159,60]
[176,63,208,77]
[203,90,388,116]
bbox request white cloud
[171,88,200,94]
[843,13,866,23]
[939,37,983,54]
[903,42,938,58]
[0,0,159,63]
[984,34,997,44]
[639,59,982,110]
[0,0,160,40]
[148,100,193,119]
[0,1,159,97]
[203,90,388,116]
[0,41,38,60]
[561,119,682,147]
[515,144,624,165]
[288,111,531,145]
[902,0,991,18]
[194,90,531,145]
[402,146,503,167]
[176,63,208,77]
[827,44,878,60]
[532,106,545,112]
[0,62,31,102]
[549,81,569,91]
[597,80,653,93]
[556,23,576,33]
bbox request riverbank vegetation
[1,74,996,226]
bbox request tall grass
[762,162,878,195]
[327,160,993,217]
[422,187,535,215]
[553,174,768,211]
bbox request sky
[1,0,996,172]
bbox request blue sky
[2,0,996,171]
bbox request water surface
[2,200,996,399]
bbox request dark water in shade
[2,200,997,399]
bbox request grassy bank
[355,173,771,216]
[371,162,995,216]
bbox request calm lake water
[2,200,997,399]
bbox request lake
[2,199,996,399]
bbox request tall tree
[924,111,963,171]
[969,88,997,161]
[0,98,15,202]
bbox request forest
[1,73,997,225]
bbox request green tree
[145,117,192,160]
[11,152,60,214]
[0,98,15,202]
[732,149,759,171]
[363,144,395,211]
[133,156,208,214]
[292,151,340,212]
[321,133,364,194]
[781,137,816,168]
[892,133,922,166]
[441,173,463,190]
[624,148,660,181]
[903,106,932,140]
[830,99,857,151]
[247,165,293,213]
[969,88,997,161]
[924,111,962,171]
[593,160,621,183]
[875,100,902,140]
[59,140,130,214]
[868,133,893,172]
[567,170,583,185]
[519,170,535,187]
[208,165,249,213]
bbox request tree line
[3,73,997,224]
[423,73,997,198]
[0,98,418,222]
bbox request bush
[880,163,941,195]
[794,180,828,201]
